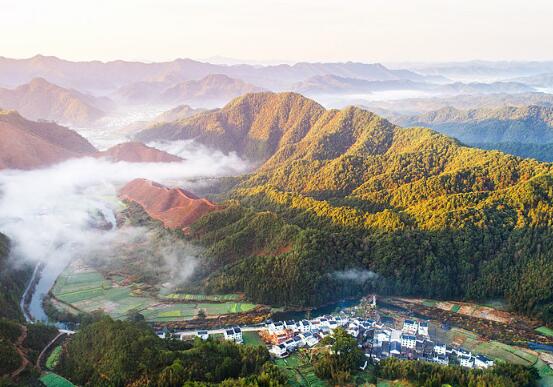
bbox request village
[171,296,496,372]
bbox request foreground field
[50,262,259,323]
[39,372,75,387]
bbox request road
[175,325,265,337]
[10,325,30,379]
[36,332,65,372]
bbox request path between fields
[10,325,30,378]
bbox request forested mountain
[396,105,553,144]
[0,109,97,170]
[473,142,553,162]
[138,92,553,322]
[136,92,327,161]
[0,78,111,126]
[393,105,553,161]
[0,233,28,321]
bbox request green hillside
[397,105,553,149]
[0,233,30,321]
[140,92,553,322]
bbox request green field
[39,373,75,387]
[46,345,62,370]
[274,353,328,387]
[536,326,553,337]
[160,293,242,302]
[51,265,260,323]
[450,305,461,313]
[242,331,264,346]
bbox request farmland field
[51,262,261,323]
[160,293,242,302]
[46,345,62,370]
[536,326,553,337]
[39,373,75,387]
[242,331,264,346]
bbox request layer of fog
[0,142,251,321]
[332,269,379,284]
[75,104,174,149]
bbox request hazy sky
[1,0,552,63]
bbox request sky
[0,0,552,63]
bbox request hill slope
[95,142,183,163]
[119,178,222,233]
[137,92,553,321]
[0,110,96,170]
[0,78,110,126]
[136,92,327,161]
[397,105,553,144]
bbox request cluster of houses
[190,314,494,371]
[266,316,351,358]
[367,319,494,370]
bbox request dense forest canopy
[57,317,286,386]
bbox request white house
[459,355,474,368]
[319,318,329,328]
[400,334,417,349]
[224,327,243,343]
[284,320,297,331]
[196,330,209,340]
[328,319,338,330]
[434,343,447,356]
[224,329,235,341]
[284,338,297,351]
[402,320,418,334]
[418,322,429,336]
[374,330,391,346]
[298,320,312,332]
[433,355,449,365]
[474,355,494,369]
[270,344,288,358]
[269,321,285,333]
[310,319,321,329]
[300,332,319,347]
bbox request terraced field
[51,263,260,323]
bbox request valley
[2,52,553,386]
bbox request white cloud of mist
[0,141,251,321]
[332,269,379,284]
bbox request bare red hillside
[119,178,222,233]
[95,142,183,163]
[0,110,96,170]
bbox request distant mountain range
[362,92,553,116]
[0,78,111,126]
[0,55,434,92]
[114,74,263,107]
[292,74,533,96]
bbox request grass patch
[422,299,437,307]
[536,326,553,337]
[46,345,62,370]
[450,305,461,313]
[242,331,264,346]
[39,372,75,387]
